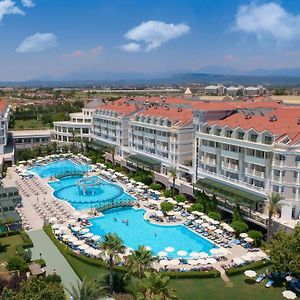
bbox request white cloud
[235,2,300,40]
[120,42,141,53]
[21,0,35,7]
[16,32,58,53]
[121,20,190,52]
[0,0,24,22]
[69,46,104,57]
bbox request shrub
[163,269,220,279]
[231,221,248,237]
[208,211,221,221]
[247,230,263,246]
[163,190,173,198]
[149,183,162,190]
[6,256,27,272]
[226,260,271,276]
[175,194,187,203]
[44,274,62,284]
[160,202,174,213]
[189,203,204,212]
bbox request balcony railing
[245,168,265,179]
[222,162,238,171]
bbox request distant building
[204,84,226,95]
[244,85,266,97]
[12,130,52,150]
[226,85,244,96]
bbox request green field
[0,234,25,272]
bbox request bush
[231,221,248,237]
[104,272,126,293]
[189,203,204,212]
[226,260,271,276]
[163,269,220,279]
[175,194,187,203]
[149,183,162,190]
[247,230,263,246]
[44,274,62,284]
[6,256,27,272]
[163,190,173,198]
[160,202,174,213]
[208,211,221,221]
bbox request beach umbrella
[156,211,164,217]
[177,202,185,206]
[62,235,72,241]
[210,248,221,255]
[168,199,177,205]
[240,233,248,239]
[207,225,216,231]
[159,196,166,201]
[206,258,217,264]
[187,215,195,220]
[202,222,209,228]
[189,252,200,258]
[53,229,62,235]
[211,220,220,225]
[168,259,180,266]
[68,219,77,224]
[285,276,294,282]
[188,259,199,265]
[167,211,175,216]
[159,259,169,266]
[51,224,60,230]
[93,249,102,256]
[198,252,209,258]
[158,251,167,257]
[198,259,208,265]
[183,204,191,209]
[72,226,81,232]
[195,219,203,224]
[49,217,58,224]
[165,247,175,253]
[177,250,187,256]
[192,211,203,216]
[145,246,152,251]
[244,270,257,278]
[73,240,85,246]
[80,228,90,234]
[69,237,78,243]
[92,235,101,242]
[233,257,244,265]
[78,244,90,250]
[244,237,254,243]
[84,233,94,238]
[215,229,223,234]
[282,291,297,299]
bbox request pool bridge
[54,170,87,179]
[95,199,135,212]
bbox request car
[256,274,266,283]
[265,280,274,288]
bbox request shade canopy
[282,291,297,299]
[244,270,257,278]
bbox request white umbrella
[192,211,203,216]
[202,222,209,228]
[167,211,175,216]
[282,291,297,300]
[159,259,169,266]
[211,220,220,225]
[210,248,221,255]
[183,204,191,209]
[198,252,209,258]
[159,197,166,201]
[165,247,175,253]
[158,251,167,257]
[80,228,90,234]
[78,244,90,250]
[198,259,208,265]
[240,233,248,238]
[68,219,77,224]
[167,259,180,266]
[62,235,72,241]
[189,252,200,258]
[145,246,152,251]
[187,215,195,220]
[233,257,244,265]
[73,240,85,246]
[195,219,203,224]
[72,226,82,232]
[168,199,177,205]
[206,258,217,264]
[207,225,216,231]
[244,237,254,243]
[177,250,187,256]
[215,229,223,234]
[177,202,185,206]
[51,224,60,230]
[285,276,294,282]
[84,233,94,238]
[156,211,164,217]
[244,270,257,278]
[49,217,58,224]
[188,259,199,266]
[92,235,101,242]
[69,237,79,243]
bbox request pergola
[128,154,161,172]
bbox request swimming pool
[30,160,90,178]
[90,207,217,257]
[29,160,135,210]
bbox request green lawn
[0,234,25,272]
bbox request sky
[1,0,300,81]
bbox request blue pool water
[90,207,217,257]
[30,160,90,178]
[29,160,135,210]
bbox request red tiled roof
[0,99,8,113]
[207,107,300,144]
[100,101,140,116]
[137,106,193,125]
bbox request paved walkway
[28,229,80,292]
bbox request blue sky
[1,0,300,81]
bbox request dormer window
[250,134,258,142]
[238,132,244,140]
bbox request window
[264,135,273,145]
[238,132,244,140]
[250,134,258,142]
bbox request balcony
[201,157,216,165]
[245,168,265,179]
[272,160,285,168]
[221,149,240,160]
[222,162,238,172]
[245,155,268,166]
[201,145,219,155]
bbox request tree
[231,221,248,237]
[99,233,125,294]
[267,192,284,242]
[12,276,65,300]
[247,230,263,247]
[107,146,116,167]
[208,211,221,221]
[125,246,156,279]
[6,256,27,272]
[67,277,107,300]
[175,194,186,203]
[168,168,177,197]
[270,225,300,277]
[160,202,174,213]
[136,271,177,300]
[189,203,204,212]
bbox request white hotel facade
[52,96,300,226]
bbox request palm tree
[125,246,156,279]
[267,192,284,242]
[168,168,177,197]
[70,129,76,148]
[136,271,177,300]
[67,277,107,300]
[99,233,125,294]
[107,145,116,167]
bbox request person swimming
[114,217,117,222]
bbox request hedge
[226,260,271,277]
[162,269,220,279]
[20,230,33,248]
[0,230,20,238]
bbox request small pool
[29,160,90,178]
[29,160,135,210]
[90,207,217,257]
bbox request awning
[128,154,161,169]
[90,140,111,149]
[195,178,265,205]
